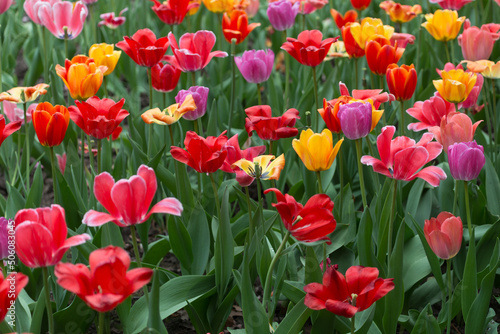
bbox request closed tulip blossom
[304,265,394,318]
[164,30,228,72]
[361,126,447,186]
[293,129,344,171]
[429,0,473,10]
[267,0,299,31]
[56,56,107,100]
[0,218,13,259]
[151,62,182,93]
[222,10,260,44]
[245,105,300,141]
[337,102,373,140]
[448,141,485,181]
[0,273,28,322]
[0,0,13,14]
[55,246,153,313]
[341,23,365,58]
[407,94,456,131]
[89,43,121,76]
[0,115,22,147]
[282,30,338,67]
[330,9,357,30]
[386,64,417,101]
[202,0,233,13]
[37,1,88,39]
[83,165,183,227]
[365,37,404,76]
[150,0,198,25]
[351,0,371,11]
[98,8,127,29]
[424,212,463,259]
[433,69,477,104]
[379,1,422,23]
[175,86,209,120]
[422,10,465,42]
[69,97,129,139]
[264,188,336,243]
[235,49,274,84]
[458,20,500,61]
[142,95,196,125]
[232,154,285,183]
[14,205,91,268]
[32,102,70,147]
[0,83,49,103]
[116,29,169,68]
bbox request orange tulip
[32,102,70,147]
[379,1,422,23]
[330,9,357,30]
[55,55,107,100]
[222,9,260,44]
[365,36,404,75]
[386,64,417,101]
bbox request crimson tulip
[69,97,129,140]
[116,29,169,67]
[151,62,182,93]
[55,246,153,313]
[304,265,394,318]
[14,205,91,268]
[245,105,299,141]
[222,9,260,44]
[386,64,417,101]
[32,102,70,147]
[0,115,21,147]
[424,212,463,260]
[351,0,371,10]
[0,272,28,322]
[281,30,338,67]
[83,165,183,227]
[150,0,198,25]
[264,188,336,244]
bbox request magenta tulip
[175,86,209,121]
[448,141,485,181]
[235,49,274,84]
[267,0,299,31]
[337,102,372,140]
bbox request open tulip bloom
[116,29,169,68]
[37,1,88,39]
[141,94,197,125]
[232,154,285,183]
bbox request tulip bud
[337,102,372,140]
[424,212,463,259]
[448,141,485,181]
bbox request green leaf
[148,270,168,333]
[305,246,322,284]
[168,217,193,273]
[410,304,441,334]
[5,182,25,218]
[214,187,234,299]
[143,238,171,266]
[188,203,210,275]
[403,236,432,292]
[53,296,95,333]
[274,298,313,334]
[25,165,43,208]
[485,156,500,216]
[14,290,32,333]
[461,229,477,321]
[358,208,378,268]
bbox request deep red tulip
[116,29,169,67]
[361,125,447,186]
[163,30,228,72]
[341,23,365,58]
[365,37,404,76]
[245,105,299,141]
[281,30,338,67]
[264,188,336,244]
[0,115,21,147]
[14,205,91,268]
[151,62,182,93]
[222,9,260,44]
[330,9,357,30]
[69,97,129,140]
[304,265,394,318]
[150,0,198,25]
[386,64,417,101]
[55,246,153,313]
[424,212,463,259]
[0,272,28,322]
[351,0,371,10]
[171,131,228,173]
[83,165,183,227]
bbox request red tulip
[32,102,70,147]
[341,23,365,58]
[330,9,357,30]
[245,105,300,141]
[350,0,371,10]
[264,188,336,244]
[111,126,122,140]
[424,212,463,259]
[386,64,417,101]
[361,125,447,186]
[14,205,91,268]
[116,29,169,67]
[83,165,183,227]
[222,9,260,44]
[55,246,153,313]
[0,115,21,147]
[365,37,404,76]
[304,265,394,318]
[0,272,28,322]
[150,0,198,25]
[69,97,129,140]
[163,30,228,72]
[151,62,182,93]
[281,30,338,67]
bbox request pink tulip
[428,112,481,152]
[2,102,37,124]
[38,1,88,39]
[424,212,463,260]
[56,152,67,174]
[407,94,456,132]
[0,0,14,14]
[24,0,56,25]
[458,19,500,61]
[390,33,415,49]
[175,86,209,120]
[83,165,183,227]
[98,8,127,29]
[428,0,473,10]
[235,49,274,84]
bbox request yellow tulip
[0,83,49,103]
[292,129,344,172]
[141,95,197,125]
[89,43,121,76]
[463,60,500,79]
[433,69,477,103]
[202,0,234,13]
[421,10,465,42]
[232,154,285,181]
[188,0,201,15]
[349,17,394,50]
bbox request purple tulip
[337,102,372,140]
[235,49,274,84]
[175,86,209,121]
[0,218,13,260]
[448,141,485,181]
[267,0,299,31]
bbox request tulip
[235,49,274,84]
[351,0,371,11]
[55,56,107,100]
[0,0,13,14]
[422,10,465,42]
[37,1,88,39]
[264,188,336,243]
[341,23,365,58]
[220,134,266,186]
[89,43,121,76]
[171,131,228,173]
[82,0,98,3]
[202,0,234,13]
[151,62,182,93]
[142,94,196,125]
[330,9,357,30]
[433,69,477,103]
[348,18,394,51]
[424,212,463,259]
[365,37,404,76]
[448,141,485,181]
[325,41,349,58]
[361,126,447,186]
[164,30,228,72]
[24,0,51,25]
[2,101,37,124]
[429,110,482,153]
[292,0,328,14]
[245,105,300,141]
[0,273,29,322]
[304,265,394,318]
[32,102,70,147]
[175,86,209,120]
[0,83,49,103]
[14,205,90,268]
[379,1,422,23]
[390,32,415,48]
[56,152,67,174]
[98,8,128,29]
[111,126,122,140]
[386,64,417,101]
[188,0,201,15]
[0,115,22,147]
[267,0,299,31]
[293,129,343,171]
[222,10,260,44]
[458,20,500,61]
[69,97,129,139]
[463,60,500,79]
[281,30,338,67]
[407,94,456,131]
[55,246,153,313]
[337,102,373,140]
[232,154,285,182]
[0,218,13,259]
[429,0,473,10]
[458,73,484,111]
[150,0,198,25]
[116,29,169,68]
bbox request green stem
[245,186,254,242]
[452,179,458,215]
[191,71,196,86]
[0,320,14,333]
[256,176,265,229]
[388,179,398,261]
[42,267,54,334]
[399,100,405,137]
[263,231,290,316]
[148,68,154,158]
[130,224,149,302]
[351,314,355,334]
[379,76,387,125]
[80,129,85,192]
[257,83,262,105]
[98,312,105,334]
[168,125,182,199]
[39,27,49,91]
[283,30,290,110]
[337,133,344,219]
[312,66,320,131]
[354,58,359,89]
[228,39,236,136]
[50,147,58,203]
[463,181,472,241]
[355,139,368,208]
[444,41,451,64]
[24,103,30,193]
[209,173,221,218]
[316,171,323,194]
[446,259,453,334]
[97,139,102,174]
[491,79,497,145]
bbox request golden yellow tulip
[421,10,465,42]
[232,154,285,181]
[89,43,121,76]
[292,129,344,172]
[433,69,477,103]
[202,0,234,13]
[349,17,394,50]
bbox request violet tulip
[448,141,485,181]
[267,0,300,31]
[37,1,88,39]
[458,19,500,61]
[175,86,209,120]
[337,102,372,140]
[0,218,12,260]
[424,212,463,260]
[235,49,274,84]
